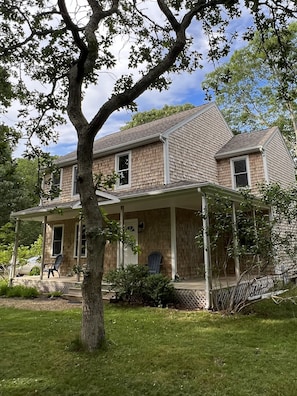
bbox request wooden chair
[147,252,162,274]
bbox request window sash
[232,158,249,189]
[116,153,130,187]
[52,226,63,256]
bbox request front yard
[1,289,297,395]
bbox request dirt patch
[0,296,81,311]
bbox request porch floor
[13,274,240,291]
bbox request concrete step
[62,283,116,303]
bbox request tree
[0,0,296,351]
[0,125,23,226]
[121,104,195,130]
[196,184,297,312]
[202,22,297,154]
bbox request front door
[123,219,138,266]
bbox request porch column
[232,203,240,281]
[201,192,212,309]
[118,205,125,268]
[170,206,177,280]
[9,218,20,286]
[76,216,83,281]
[40,216,47,280]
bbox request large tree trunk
[77,130,106,351]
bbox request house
[11,103,296,308]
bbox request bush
[6,285,39,298]
[106,264,149,303]
[143,274,176,307]
[0,280,9,296]
[30,266,40,276]
[105,265,176,307]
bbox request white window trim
[51,168,63,200]
[230,155,251,190]
[115,151,131,189]
[51,224,64,257]
[72,165,79,197]
[73,223,87,258]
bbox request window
[72,165,79,196]
[231,157,250,189]
[51,169,62,198]
[116,152,131,187]
[74,223,87,257]
[52,225,63,256]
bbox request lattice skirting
[174,289,206,309]
[212,276,275,311]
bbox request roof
[215,127,278,159]
[57,103,213,166]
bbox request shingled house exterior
[11,103,296,308]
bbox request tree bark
[77,128,106,350]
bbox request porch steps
[62,282,116,303]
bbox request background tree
[121,104,195,130]
[0,0,296,351]
[202,22,297,154]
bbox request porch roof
[11,181,268,222]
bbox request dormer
[215,127,295,192]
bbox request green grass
[1,291,297,396]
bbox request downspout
[118,205,125,268]
[260,147,269,183]
[232,203,240,281]
[170,207,177,280]
[40,215,47,280]
[200,191,213,310]
[9,218,20,286]
[160,135,170,184]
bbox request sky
[4,2,253,159]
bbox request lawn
[1,292,297,396]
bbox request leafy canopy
[202,22,297,152]
[121,104,195,130]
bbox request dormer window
[231,156,250,189]
[116,152,131,188]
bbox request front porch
[11,273,285,310]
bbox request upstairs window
[116,152,131,188]
[231,157,250,189]
[74,223,87,257]
[52,225,63,256]
[72,165,79,196]
[51,169,62,198]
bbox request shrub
[105,265,176,307]
[0,280,9,296]
[106,264,149,303]
[143,274,176,307]
[6,285,39,298]
[30,266,40,276]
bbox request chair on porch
[147,252,162,274]
[45,254,63,278]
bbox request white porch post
[40,216,47,280]
[9,218,20,286]
[118,205,125,268]
[77,216,83,281]
[232,202,240,281]
[170,206,177,280]
[201,192,212,310]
